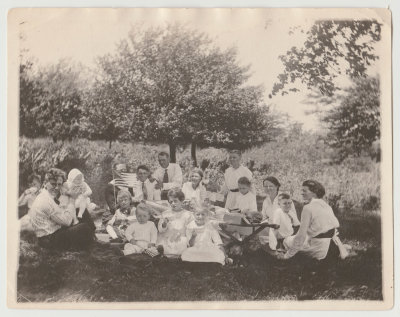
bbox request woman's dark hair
[167,188,185,201]
[263,176,281,190]
[44,168,66,183]
[302,180,326,198]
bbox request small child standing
[106,190,136,242]
[271,193,300,251]
[157,189,193,256]
[123,203,158,255]
[181,208,227,265]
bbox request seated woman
[29,168,95,251]
[181,168,207,208]
[278,180,340,260]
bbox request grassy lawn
[16,209,382,302]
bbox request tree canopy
[271,20,381,97]
[323,76,380,159]
[19,59,85,141]
[85,24,278,161]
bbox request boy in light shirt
[272,193,300,251]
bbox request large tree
[323,76,380,159]
[271,20,381,97]
[87,24,277,163]
[19,59,85,141]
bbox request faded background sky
[18,8,384,131]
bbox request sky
[15,8,386,131]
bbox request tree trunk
[169,141,177,163]
[191,142,197,167]
[109,139,112,149]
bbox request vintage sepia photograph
[7,8,393,309]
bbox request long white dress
[157,209,192,256]
[221,165,253,210]
[283,198,339,260]
[181,221,225,265]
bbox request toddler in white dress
[123,203,158,255]
[181,208,226,265]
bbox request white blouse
[221,165,253,192]
[182,182,206,205]
[234,191,258,212]
[285,198,339,258]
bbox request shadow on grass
[17,210,382,302]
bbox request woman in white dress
[279,180,341,260]
[220,150,253,210]
[181,168,207,207]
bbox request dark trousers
[38,209,95,251]
[161,190,169,200]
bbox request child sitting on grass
[156,189,193,256]
[181,208,228,265]
[106,190,136,243]
[123,203,158,255]
[271,193,300,251]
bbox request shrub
[18,136,380,212]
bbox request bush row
[19,136,380,212]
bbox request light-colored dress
[123,221,158,254]
[157,209,192,256]
[221,165,253,210]
[284,198,339,260]
[182,182,207,206]
[181,221,225,265]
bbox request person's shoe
[109,237,123,243]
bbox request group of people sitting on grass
[19,149,348,265]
